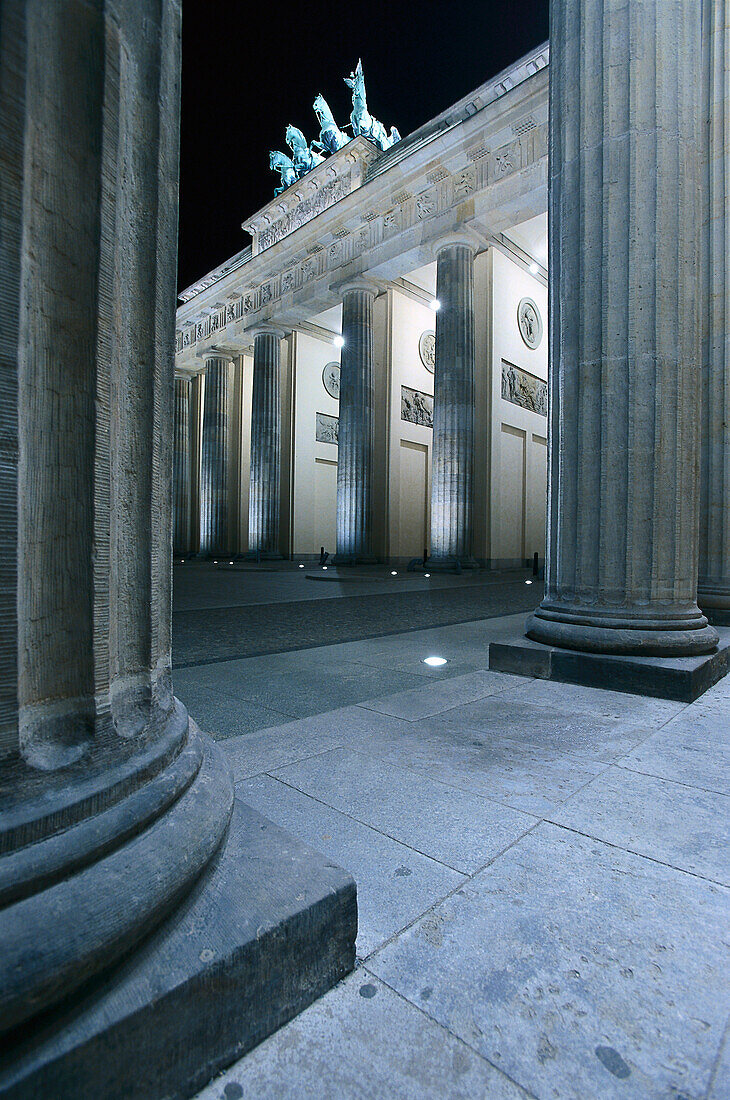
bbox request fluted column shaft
[173,375,191,556]
[0,0,232,1038]
[336,287,375,560]
[249,330,282,556]
[528,0,718,656]
[429,242,475,563]
[199,353,231,556]
[699,0,730,617]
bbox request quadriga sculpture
[312,93,350,154]
[344,59,400,152]
[286,124,325,179]
[269,149,297,195]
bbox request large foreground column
[173,374,191,556]
[527,0,718,657]
[429,239,476,566]
[0,0,231,1034]
[249,326,284,558]
[698,0,730,621]
[335,284,376,562]
[199,348,232,557]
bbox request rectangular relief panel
[400,386,433,428]
[501,359,547,416]
[315,412,339,445]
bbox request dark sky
[178,0,550,295]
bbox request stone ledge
[489,629,730,702]
[0,799,357,1100]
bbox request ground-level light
[423,656,447,667]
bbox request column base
[426,556,480,573]
[0,743,357,1100]
[246,550,284,562]
[698,583,730,625]
[527,602,719,657]
[331,554,379,566]
[489,628,730,702]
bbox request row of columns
[173,248,479,566]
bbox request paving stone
[358,669,522,721]
[239,775,466,957]
[421,694,654,763]
[195,972,531,1100]
[368,824,730,1100]
[549,765,730,884]
[618,708,730,795]
[499,676,685,725]
[272,747,536,873]
[708,1026,730,1100]
[175,683,292,740]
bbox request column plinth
[698,0,730,623]
[249,327,283,558]
[429,241,477,569]
[527,0,718,658]
[334,285,377,563]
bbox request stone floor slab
[358,669,521,721]
[271,747,536,873]
[549,765,730,884]
[617,709,730,796]
[368,824,730,1100]
[358,728,605,818]
[421,694,655,764]
[498,676,686,725]
[238,774,466,957]
[195,972,531,1100]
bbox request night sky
[178,0,550,295]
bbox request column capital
[331,275,380,299]
[248,323,287,340]
[195,345,236,364]
[433,230,480,258]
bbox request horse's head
[313,93,327,121]
[285,124,306,151]
[344,58,364,96]
[269,150,291,171]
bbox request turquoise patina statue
[269,149,297,195]
[268,64,400,195]
[344,59,400,152]
[286,124,325,179]
[312,93,350,154]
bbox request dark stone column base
[0,771,357,1100]
[426,556,480,573]
[489,629,730,702]
[246,550,284,562]
[331,554,379,566]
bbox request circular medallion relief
[419,330,436,373]
[517,297,543,350]
[322,362,340,400]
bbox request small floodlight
[298,563,304,568]
[391,570,398,576]
[423,656,447,667]
[525,579,533,585]
[322,565,328,570]
[424,572,431,578]
[529,262,539,275]
[430,298,441,311]
[333,334,345,348]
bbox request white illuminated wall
[487,247,548,568]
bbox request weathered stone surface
[529,0,718,656]
[199,352,233,557]
[0,797,356,1100]
[173,375,192,555]
[699,0,730,620]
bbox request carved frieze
[501,360,547,416]
[258,173,351,252]
[316,412,339,443]
[401,386,434,428]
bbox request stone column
[173,374,191,556]
[698,0,730,622]
[0,0,231,1038]
[528,0,718,656]
[429,239,476,566]
[249,326,284,558]
[335,283,376,562]
[199,348,233,557]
